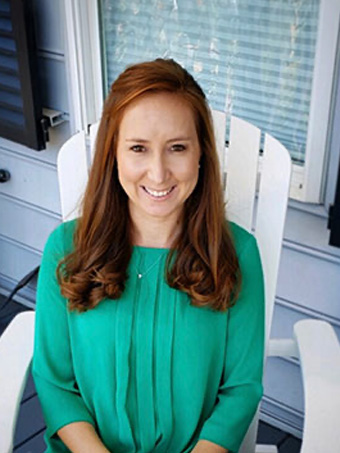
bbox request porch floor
[0,297,302,452]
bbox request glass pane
[99,0,320,164]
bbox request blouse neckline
[133,245,171,252]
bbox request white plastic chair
[0,311,35,453]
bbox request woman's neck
[130,213,182,248]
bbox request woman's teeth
[144,187,173,197]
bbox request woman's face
[116,92,201,226]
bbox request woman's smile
[141,185,176,199]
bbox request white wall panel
[0,237,41,282]
[284,202,340,257]
[0,195,60,251]
[276,244,340,320]
[261,394,303,438]
[263,357,304,415]
[0,148,61,213]
[262,357,304,437]
[271,298,340,340]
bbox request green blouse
[32,219,264,453]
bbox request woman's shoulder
[227,220,257,258]
[45,218,78,255]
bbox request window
[65,0,340,203]
[100,1,318,165]
[0,0,46,150]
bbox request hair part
[57,58,241,312]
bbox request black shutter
[328,158,340,248]
[0,0,46,150]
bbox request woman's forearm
[192,439,228,453]
[57,421,110,453]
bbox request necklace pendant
[138,273,143,279]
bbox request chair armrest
[267,338,299,358]
[294,319,340,453]
[0,311,35,453]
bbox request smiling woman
[32,59,264,453]
[116,92,201,246]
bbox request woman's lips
[142,186,176,198]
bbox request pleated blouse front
[32,220,265,453]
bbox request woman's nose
[147,153,169,184]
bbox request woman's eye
[130,145,145,153]
[171,144,186,152]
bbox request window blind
[99,0,320,164]
[0,0,45,150]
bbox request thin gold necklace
[133,249,166,279]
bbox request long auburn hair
[57,58,241,312]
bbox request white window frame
[63,0,340,204]
[63,0,103,133]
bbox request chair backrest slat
[211,109,227,177]
[90,122,100,162]
[225,115,261,232]
[256,133,292,345]
[57,130,88,222]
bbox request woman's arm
[197,233,265,452]
[57,422,110,453]
[32,223,98,447]
[192,439,228,452]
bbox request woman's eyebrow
[125,137,193,143]
[125,138,149,142]
[166,137,192,143]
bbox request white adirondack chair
[1,114,339,453]
[57,114,340,453]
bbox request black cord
[0,266,40,318]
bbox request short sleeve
[32,223,95,445]
[198,234,265,452]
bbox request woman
[33,58,264,453]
